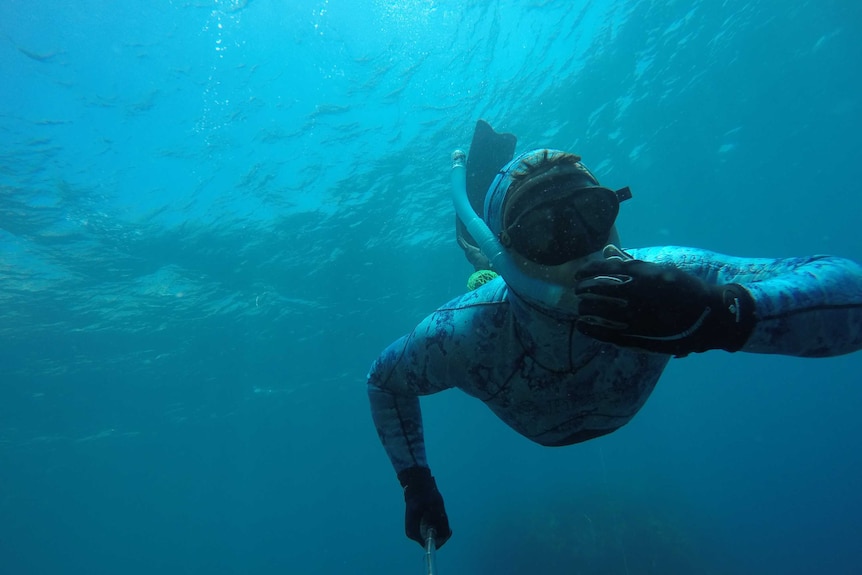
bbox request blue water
[1,0,861,573]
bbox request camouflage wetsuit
[367,246,862,472]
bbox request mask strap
[614,186,633,203]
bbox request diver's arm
[630,247,862,357]
[367,335,432,473]
[367,300,464,470]
[367,319,456,547]
[722,253,862,357]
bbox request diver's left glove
[397,466,452,549]
[574,258,756,357]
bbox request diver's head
[484,149,631,278]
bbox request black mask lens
[504,187,620,265]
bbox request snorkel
[451,149,566,305]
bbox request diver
[366,120,862,550]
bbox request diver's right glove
[397,465,452,549]
[574,257,756,357]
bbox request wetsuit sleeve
[631,246,862,357]
[367,308,461,473]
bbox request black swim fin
[465,120,517,217]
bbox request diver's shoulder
[438,275,509,311]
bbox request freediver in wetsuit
[367,120,862,549]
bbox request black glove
[397,466,452,548]
[574,258,756,357]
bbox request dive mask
[486,149,632,266]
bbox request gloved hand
[397,466,452,548]
[574,257,756,357]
